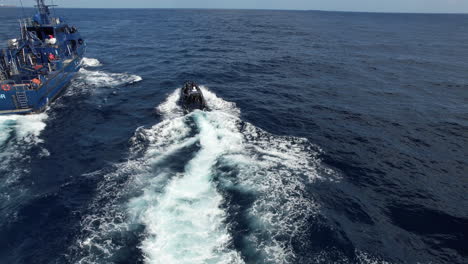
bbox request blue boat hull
[0,54,84,115]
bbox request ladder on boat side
[16,91,29,109]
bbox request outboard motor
[179,81,207,113]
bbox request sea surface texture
[0,8,467,264]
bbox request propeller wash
[70,87,334,264]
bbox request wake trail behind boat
[66,58,142,97]
[130,112,245,264]
[80,57,142,85]
[0,112,49,226]
[71,87,332,264]
[0,113,48,147]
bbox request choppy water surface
[0,8,467,264]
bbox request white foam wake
[78,68,142,88]
[0,113,49,213]
[200,86,240,116]
[130,112,244,264]
[71,86,332,264]
[81,57,102,67]
[223,121,322,263]
[156,88,323,262]
[0,113,48,146]
[156,89,184,119]
[66,57,142,97]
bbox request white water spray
[130,112,244,264]
[65,58,143,97]
[0,113,49,218]
[81,57,102,67]
[0,113,48,146]
[78,68,142,88]
[72,87,330,264]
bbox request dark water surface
[0,8,467,264]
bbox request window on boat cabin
[27,27,55,41]
[55,26,70,34]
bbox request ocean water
[0,8,467,264]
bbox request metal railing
[20,17,61,28]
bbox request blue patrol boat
[0,0,85,115]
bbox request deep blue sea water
[0,8,467,264]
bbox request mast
[34,0,51,24]
[36,0,50,16]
